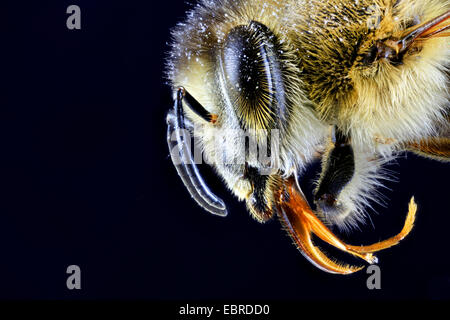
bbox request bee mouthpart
[392,10,450,54]
[275,177,417,275]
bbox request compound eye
[220,21,286,131]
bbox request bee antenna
[166,88,228,217]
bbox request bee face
[167,0,327,221]
[166,0,448,274]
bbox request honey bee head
[293,0,449,151]
[166,0,427,275]
[167,0,327,221]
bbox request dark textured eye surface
[361,45,378,65]
[221,21,286,130]
[404,16,420,29]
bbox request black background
[1,0,449,300]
